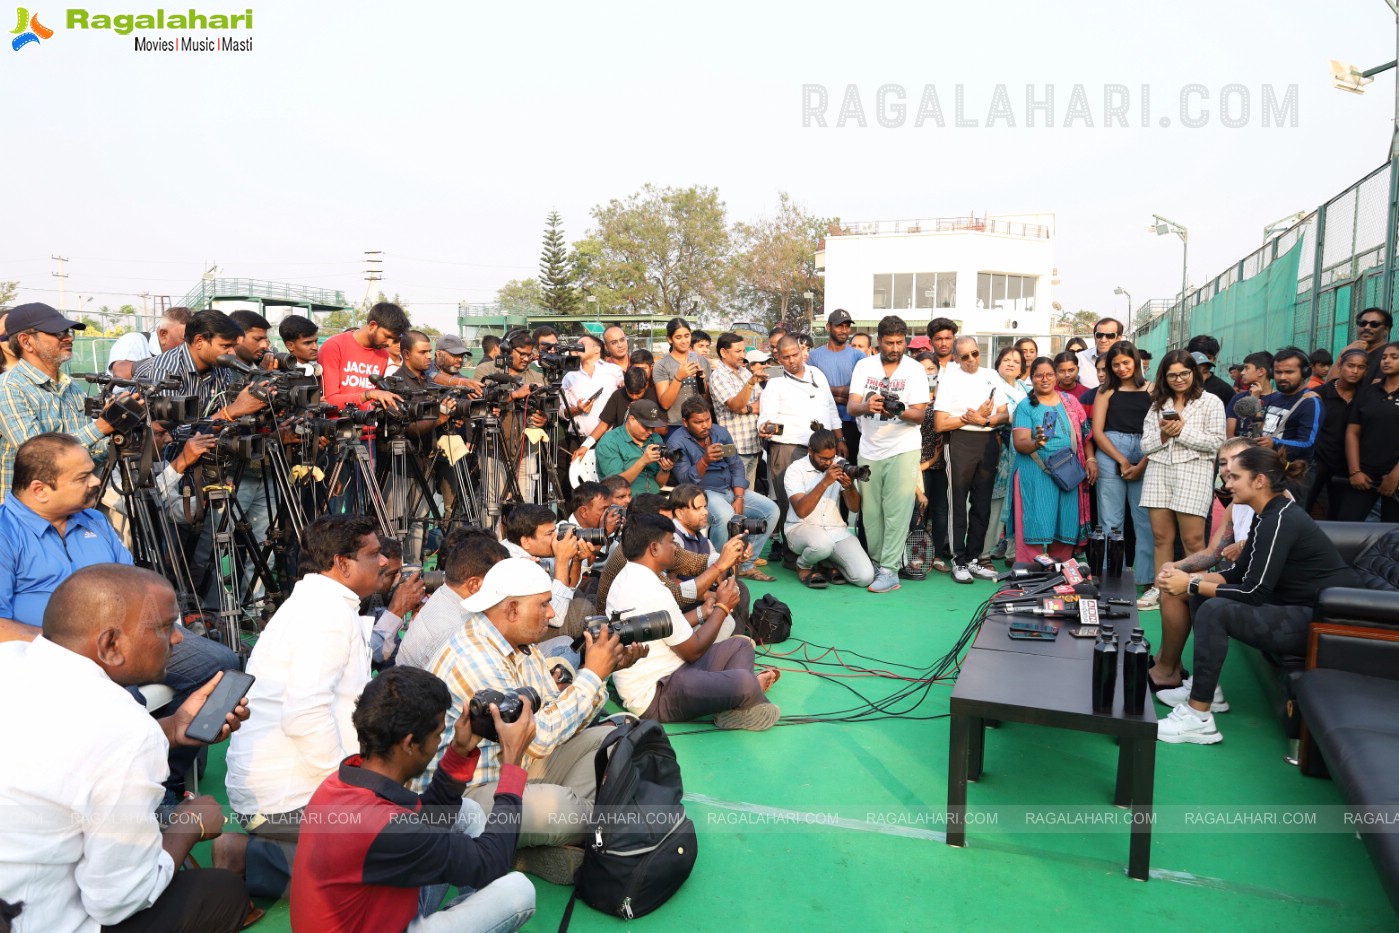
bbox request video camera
[537,343,584,378]
[172,416,268,464]
[467,687,541,743]
[214,354,322,413]
[79,372,200,428]
[875,382,906,420]
[370,375,440,423]
[582,608,674,646]
[834,457,871,481]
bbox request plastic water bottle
[1092,629,1119,714]
[1086,526,1106,579]
[1106,528,1126,579]
[1122,628,1151,715]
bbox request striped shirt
[0,360,109,500]
[415,610,608,792]
[132,343,239,417]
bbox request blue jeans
[1096,431,1155,581]
[704,489,778,571]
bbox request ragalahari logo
[11,7,53,51]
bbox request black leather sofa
[1290,523,1399,915]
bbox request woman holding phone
[654,317,712,424]
[1140,350,1226,590]
[1007,356,1097,563]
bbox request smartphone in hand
[184,670,255,744]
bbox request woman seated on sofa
[1152,445,1358,746]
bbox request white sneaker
[1136,587,1161,610]
[867,567,902,594]
[1157,703,1223,744]
[1154,677,1229,712]
[952,563,974,584]
[968,559,998,581]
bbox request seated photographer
[594,399,676,495]
[0,433,239,796]
[421,558,640,884]
[669,395,778,582]
[0,303,122,502]
[784,428,876,589]
[290,666,535,933]
[361,535,428,668]
[0,564,251,933]
[607,513,779,729]
[398,528,509,671]
[1153,446,1358,745]
[600,473,632,511]
[500,503,597,638]
[565,480,621,555]
[223,516,388,898]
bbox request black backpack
[748,594,793,645]
[559,717,697,928]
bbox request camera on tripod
[727,515,766,538]
[582,608,674,646]
[176,418,267,464]
[467,687,541,742]
[537,343,584,377]
[834,457,871,481]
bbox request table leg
[1127,737,1156,881]
[968,715,986,782]
[947,711,970,847]
[1114,736,1131,807]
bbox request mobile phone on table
[183,670,255,744]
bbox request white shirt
[225,573,372,816]
[850,354,932,461]
[562,360,624,437]
[757,366,840,447]
[0,638,174,933]
[1077,347,1100,389]
[106,331,161,373]
[606,561,694,715]
[933,365,1003,432]
[784,455,852,538]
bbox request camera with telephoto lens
[834,457,871,481]
[398,566,446,592]
[658,446,684,462]
[727,515,767,538]
[875,387,906,420]
[583,608,674,646]
[554,523,610,547]
[467,687,541,743]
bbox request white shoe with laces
[1157,702,1223,744]
[1136,587,1161,610]
[1154,677,1229,712]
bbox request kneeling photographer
[784,428,875,588]
[606,513,780,731]
[418,558,645,884]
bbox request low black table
[945,570,1158,880]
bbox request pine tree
[539,211,579,314]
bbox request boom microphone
[1233,395,1264,437]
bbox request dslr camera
[727,515,767,538]
[834,457,871,482]
[399,566,446,591]
[658,446,684,462]
[467,687,541,743]
[555,523,610,547]
[875,387,906,420]
[582,608,674,646]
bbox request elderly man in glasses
[933,336,1010,584]
[1076,317,1124,390]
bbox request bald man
[0,564,250,933]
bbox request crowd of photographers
[2,292,1396,931]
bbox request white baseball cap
[460,558,552,613]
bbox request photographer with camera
[229,310,274,367]
[670,396,778,582]
[606,513,779,729]
[595,399,676,495]
[560,335,622,439]
[500,503,598,638]
[397,528,509,671]
[785,428,876,589]
[290,666,536,933]
[474,329,549,508]
[847,316,931,594]
[420,558,642,883]
[133,309,269,419]
[360,536,427,667]
[0,303,126,501]
[758,335,842,561]
[320,302,410,411]
[709,333,768,490]
[428,334,485,393]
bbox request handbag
[1030,405,1087,492]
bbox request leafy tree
[0,281,17,309]
[573,184,733,318]
[1055,309,1099,335]
[496,278,543,311]
[732,193,832,331]
[539,211,579,314]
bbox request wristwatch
[1187,575,1202,596]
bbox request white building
[818,213,1061,358]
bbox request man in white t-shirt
[605,513,778,730]
[847,316,931,593]
[784,428,875,588]
[933,336,1010,583]
[560,334,623,441]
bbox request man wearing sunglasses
[933,336,1008,583]
[1076,317,1124,390]
[1347,307,1393,384]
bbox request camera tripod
[320,433,393,537]
[380,429,444,563]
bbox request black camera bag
[747,594,793,645]
[559,717,697,929]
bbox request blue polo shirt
[808,344,866,422]
[0,496,133,628]
[669,423,747,493]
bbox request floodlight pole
[1151,215,1189,348]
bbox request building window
[892,273,913,310]
[976,273,1038,313]
[915,273,937,309]
[872,273,892,310]
[937,272,957,308]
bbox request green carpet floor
[197,571,1396,932]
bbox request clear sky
[3,0,1396,333]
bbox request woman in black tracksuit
[1152,445,1358,745]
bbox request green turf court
[196,571,1396,932]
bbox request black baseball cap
[827,309,853,327]
[628,399,668,429]
[4,302,85,336]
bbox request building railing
[180,278,350,310]
[826,215,1052,240]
